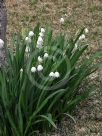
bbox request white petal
[84,28,89,34]
[54,72,60,78]
[44,53,48,58]
[25,37,31,43]
[25,47,30,53]
[39,32,44,37]
[37,65,43,71]
[49,72,55,77]
[41,28,45,33]
[38,56,43,63]
[38,36,43,43]
[60,18,65,24]
[31,67,36,73]
[0,39,4,49]
[29,31,34,37]
[79,34,85,40]
[20,68,23,72]
[36,41,43,48]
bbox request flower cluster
[31,65,43,73]
[25,31,34,44]
[25,31,34,53]
[36,28,45,48]
[73,28,89,52]
[49,71,60,78]
[24,27,60,79]
[79,28,89,40]
[30,52,48,74]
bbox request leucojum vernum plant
[0,24,102,136]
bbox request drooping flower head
[0,39,4,49]
[29,31,34,37]
[31,67,36,73]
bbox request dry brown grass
[6,0,102,49]
[5,0,102,135]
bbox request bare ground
[6,0,102,135]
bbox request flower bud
[84,28,89,34]
[60,17,65,24]
[38,56,43,63]
[20,68,23,72]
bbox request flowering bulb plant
[0,24,102,135]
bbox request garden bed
[5,0,102,135]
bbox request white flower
[54,72,60,78]
[84,28,89,34]
[31,67,36,73]
[29,31,34,37]
[49,72,55,77]
[44,53,48,58]
[72,43,78,52]
[38,36,43,43]
[36,40,43,49]
[25,47,30,53]
[75,43,78,49]
[64,14,67,17]
[20,68,23,72]
[41,28,45,33]
[39,32,44,37]
[37,65,43,71]
[25,37,31,43]
[38,56,43,63]
[36,36,43,48]
[0,39,4,49]
[79,34,85,40]
[36,44,42,49]
[60,17,65,24]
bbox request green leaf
[40,114,57,129]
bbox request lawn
[5,0,102,135]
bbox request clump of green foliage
[0,24,102,136]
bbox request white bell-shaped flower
[39,32,44,37]
[29,31,34,37]
[38,56,43,63]
[37,65,43,71]
[44,53,49,58]
[60,17,65,24]
[25,47,30,53]
[54,72,60,78]
[20,68,23,72]
[49,72,55,77]
[38,36,43,43]
[0,39,4,49]
[84,28,89,34]
[79,34,85,40]
[25,37,31,43]
[41,28,45,33]
[31,67,36,73]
